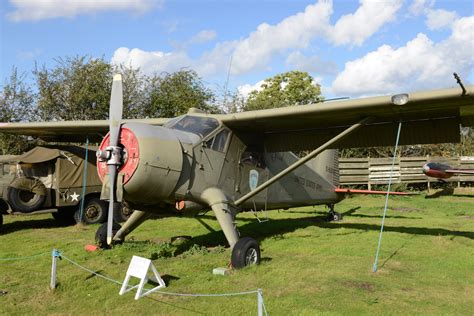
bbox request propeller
[101,73,124,245]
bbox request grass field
[1,194,473,315]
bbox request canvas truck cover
[14,146,102,190]
[55,147,101,189]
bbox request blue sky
[1,0,473,99]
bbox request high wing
[0,85,472,150]
[0,118,169,142]
[218,85,474,152]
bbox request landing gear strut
[326,204,342,222]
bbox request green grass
[1,194,473,315]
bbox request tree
[244,71,323,111]
[141,70,217,118]
[34,56,113,121]
[0,68,37,154]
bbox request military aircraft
[422,162,474,180]
[0,74,473,268]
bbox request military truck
[0,145,131,231]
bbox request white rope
[0,252,49,261]
[61,252,262,298]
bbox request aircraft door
[199,129,231,187]
[237,149,268,207]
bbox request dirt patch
[459,216,474,220]
[340,280,375,292]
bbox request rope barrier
[372,121,403,272]
[78,137,89,222]
[0,252,49,261]
[56,250,268,314]
[1,248,268,314]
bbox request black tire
[95,222,122,249]
[75,199,108,224]
[231,237,261,269]
[7,178,46,213]
[0,213,3,232]
[52,208,76,225]
[114,203,134,223]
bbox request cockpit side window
[166,115,219,138]
[205,129,230,152]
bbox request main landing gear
[326,204,342,222]
[202,188,261,269]
[231,237,261,269]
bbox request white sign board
[119,255,166,300]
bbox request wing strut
[234,117,372,206]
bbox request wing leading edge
[0,118,169,142]
[219,85,474,152]
[0,85,472,149]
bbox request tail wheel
[95,222,122,249]
[231,237,261,269]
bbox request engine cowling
[97,123,184,204]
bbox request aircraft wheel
[95,222,122,249]
[327,211,342,222]
[231,237,261,269]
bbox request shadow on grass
[0,217,74,235]
[171,213,474,256]
[425,187,454,199]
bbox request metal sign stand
[119,255,166,300]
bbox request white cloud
[237,80,266,98]
[111,47,192,74]
[7,0,161,22]
[225,0,333,75]
[190,30,217,44]
[408,0,434,16]
[332,16,474,96]
[426,9,458,30]
[329,0,402,46]
[111,0,402,77]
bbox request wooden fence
[339,156,474,189]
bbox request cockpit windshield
[164,115,219,138]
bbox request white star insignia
[70,192,80,202]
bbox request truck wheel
[52,208,76,225]
[114,203,134,223]
[231,237,261,269]
[75,199,107,224]
[7,177,46,213]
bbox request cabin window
[205,129,230,152]
[166,115,219,138]
[240,151,266,168]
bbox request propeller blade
[107,165,117,245]
[106,73,123,245]
[109,73,123,147]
